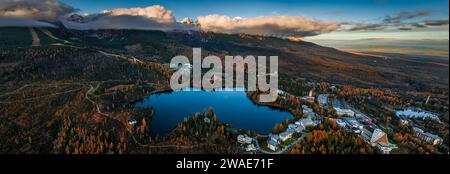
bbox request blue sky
[62,0,448,22]
[58,0,449,56]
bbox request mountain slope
[2,27,448,91]
[0,26,448,153]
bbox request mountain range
[1,24,448,92]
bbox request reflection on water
[134,89,293,137]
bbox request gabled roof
[370,129,388,144]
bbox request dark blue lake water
[134,89,293,136]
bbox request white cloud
[0,1,341,37]
[62,15,194,31]
[62,5,196,31]
[100,5,176,24]
[0,0,75,21]
[196,15,342,37]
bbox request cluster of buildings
[237,134,257,152]
[267,106,321,151]
[267,123,307,151]
[412,127,443,145]
[267,123,305,151]
[259,90,321,151]
[330,116,397,154]
[327,97,367,132]
[255,88,444,154]
[325,96,398,154]
[332,117,363,133]
[396,109,443,146]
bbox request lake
[134,89,293,137]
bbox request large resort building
[362,128,397,154]
[335,108,355,117]
[412,127,444,145]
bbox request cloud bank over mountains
[0,0,448,38]
[0,0,74,27]
[196,15,341,37]
[0,0,341,37]
[62,5,196,31]
[63,5,341,37]
[0,0,74,20]
[101,5,176,24]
